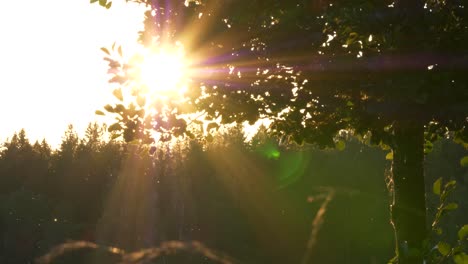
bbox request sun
[140,52,184,92]
[131,43,189,98]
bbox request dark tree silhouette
[98,1,468,262]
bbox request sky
[0,0,145,148]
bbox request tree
[98,1,468,262]
[0,129,36,193]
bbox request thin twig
[301,188,335,264]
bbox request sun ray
[128,43,189,99]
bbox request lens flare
[131,43,189,98]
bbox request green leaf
[105,1,112,9]
[385,151,393,160]
[442,180,457,198]
[90,0,99,3]
[335,140,346,151]
[99,0,107,7]
[435,228,443,235]
[445,180,457,189]
[424,141,433,154]
[458,225,468,240]
[433,177,442,196]
[460,156,468,167]
[113,88,123,101]
[437,241,451,256]
[100,47,110,55]
[444,203,458,211]
[346,32,358,45]
[95,110,105,116]
[453,253,468,264]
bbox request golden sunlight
[131,43,189,98]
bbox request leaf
[110,133,121,140]
[95,110,105,116]
[433,177,442,196]
[108,123,122,132]
[90,0,98,3]
[346,32,358,45]
[437,241,451,256]
[185,130,195,139]
[442,180,457,200]
[453,253,468,264]
[113,88,123,101]
[207,122,219,132]
[335,140,346,151]
[105,1,112,9]
[458,225,468,240]
[104,104,115,113]
[118,45,122,56]
[114,104,125,113]
[385,151,393,160]
[100,47,110,55]
[109,75,126,84]
[445,180,457,188]
[460,156,468,167]
[435,228,443,235]
[99,0,107,7]
[424,141,433,154]
[444,203,458,211]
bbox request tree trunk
[389,122,427,263]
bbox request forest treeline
[0,123,466,263]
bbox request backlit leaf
[113,88,123,101]
[100,47,110,55]
[108,123,122,132]
[444,203,458,211]
[437,241,451,256]
[433,177,442,196]
[207,122,219,132]
[95,110,105,116]
[454,253,468,264]
[458,225,468,240]
[460,156,468,167]
[335,140,346,151]
[104,104,114,113]
[385,151,393,160]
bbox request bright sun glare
[133,43,189,98]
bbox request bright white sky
[0,0,145,148]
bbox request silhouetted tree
[99,1,468,262]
